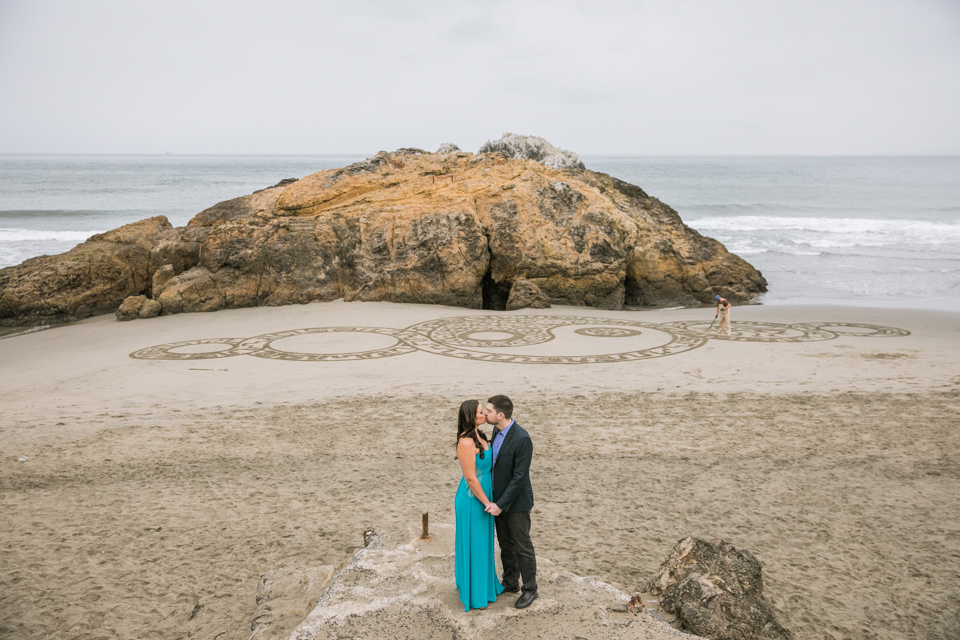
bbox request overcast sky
[1,0,958,155]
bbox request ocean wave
[0,228,105,243]
[723,247,821,256]
[684,203,960,215]
[689,215,960,234]
[724,242,960,259]
[683,203,851,214]
[0,208,166,219]
[688,216,960,248]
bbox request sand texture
[1,301,959,639]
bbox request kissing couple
[454,395,538,612]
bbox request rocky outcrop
[139,299,161,319]
[647,537,792,640]
[0,140,766,326]
[290,524,696,640]
[151,264,175,297]
[0,216,178,325]
[116,295,162,321]
[116,295,146,321]
[479,133,586,170]
[506,279,551,310]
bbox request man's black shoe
[514,591,538,609]
[501,585,520,594]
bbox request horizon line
[2,152,960,159]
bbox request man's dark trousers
[495,511,537,594]
[491,421,537,595]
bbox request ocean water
[0,155,362,267]
[590,156,960,311]
[1,154,958,311]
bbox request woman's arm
[457,439,492,506]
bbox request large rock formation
[0,140,766,326]
[646,537,792,640]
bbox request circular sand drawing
[395,316,702,364]
[662,321,911,342]
[130,316,909,365]
[132,327,417,362]
[131,337,249,361]
[574,327,643,338]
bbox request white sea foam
[690,215,960,238]
[687,216,960,251]
[0,228,105,243]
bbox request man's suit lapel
[494,421,518,468]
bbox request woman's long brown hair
[456,399,488,459]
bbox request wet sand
[1,301,959,639]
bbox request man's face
[484,403,501,425]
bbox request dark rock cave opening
[624,275,643,307]
[480,270,511,311]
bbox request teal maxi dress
[454,448,504,611]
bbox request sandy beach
[2,300,959,639]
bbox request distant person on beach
[453,399,504,611]
[484,395,538,609]
[715,295,732,336]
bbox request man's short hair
[487,395,513,420]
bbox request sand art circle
[662,320,911,343]
[662,320,835,342]
[454,329,537,348]
[130,316,909,364]
[424,316,555,348]
[574,327,643,337]
[130,338,248,360]
[398,315,704,364]
[238,327,417,362]
[805,323,911,338]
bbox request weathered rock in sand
[290,525,697,640]
[647,537,792,640]
[138,299,162,319]
[506,279,551,310]
[151,264,175,298]
[0,139,766,326]
[1,216,174,325]
[116,295,161,321]
[116,295,147,321]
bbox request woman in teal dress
[454,399,504,611]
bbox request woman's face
[474,402,485,426]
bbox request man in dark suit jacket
[484,395,538,608]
